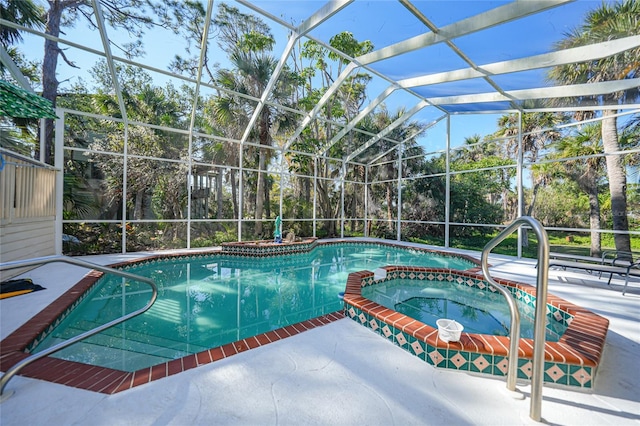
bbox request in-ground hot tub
[343,266,609,390]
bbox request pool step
[43,335,176,372]
[44,321,210,370]
[60,320,209,352]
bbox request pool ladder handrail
[480,216,550,422]
[0,255,158,399]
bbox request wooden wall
[0,151,57,281]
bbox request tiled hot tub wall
[221,237,318,256]
[343,266,609,390]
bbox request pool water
[32,243,476,372]
[362,279,568,341]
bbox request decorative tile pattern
[1,241,607,394]
[343,265,609,390]
[411,340,424,356]
[428,349,444,366]
[471,354,491,373]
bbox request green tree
[0,0,43,46]
[36,0,194,164]
[0,0,45,156]
[204,3,298,237]
[290,31,373,236]
[548,0,640,254]
[494,100,566,217]
[85,62,191,239]
[554,124,605,255]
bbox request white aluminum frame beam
[288,0,571,155]
[239,0,353,145]
[92,0,130,253]
[319,85,397,154]
[400,0,519,110]
[426,78,640,106]
[92,0,127,123]
[186,0,215,248]
[0,44,34,91]
[346,100,429,162]
[357,0,572,65]
[397,35,640,89]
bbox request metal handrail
[480,216,550,422]
[0,255,157,399]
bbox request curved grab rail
[481,216,549,422]
[0,255,157,398]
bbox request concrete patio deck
[1,241,638,425]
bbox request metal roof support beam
[186,0,215,248]
[188,0,214,132]
[296,0,354,35]
[319,85,397,154]
[239,0,353,144]
[346,100,429,162]
[0,45,34,91]
[284,62,358,150]
[397,35,640,89]
[92,0,130,254]
[346,0,571,144]
[357,0,572,65]
[427,78,640,106]
[368,114,446,165]
[401,0,519,110]
[91,0,127,124]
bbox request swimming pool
[27,242,478,373]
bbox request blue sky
[20,0,617,153]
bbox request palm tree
[554,124,605,256]
[0,0,43,46]
[547,0,640,254]
[1,0,45,156]
[495,100,566,216]
[452,134,497,163]
[361,106,426,234]
[212,50,297,237]
[36,1,193,164]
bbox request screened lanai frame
[1,0,639,256]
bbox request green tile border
[345,269,598,390]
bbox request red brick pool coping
[0,263,343,393]
[0,243,491,394]
[343,266,610,388]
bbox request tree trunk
[588,188,601,257]
[386,183,393,231]
[134,189,144,220]
[526,181,541,217]
[216,170,224,231]
[576,165,602,257]
[316,178,335,236]
[601,110,631,253]
[264,172,271,220]
[255,148,265,236]
[230,169,238,219]
[255,108,271,237]
[42,2,65,165]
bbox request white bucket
[436,319,464,342]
